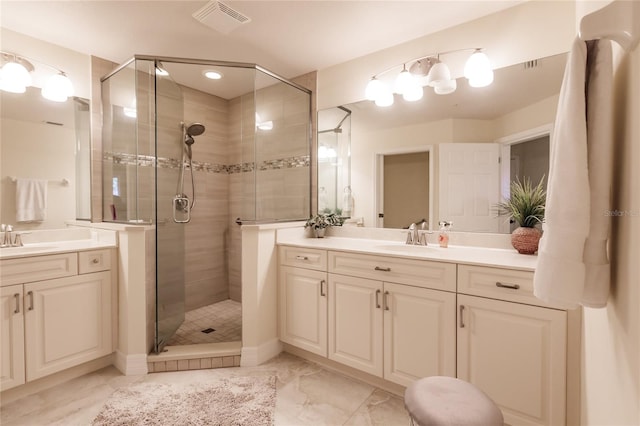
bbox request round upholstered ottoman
[404,376,504,426]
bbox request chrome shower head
[186,122,205,137]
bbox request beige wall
[578,2,640,424]
[317,1,576,109]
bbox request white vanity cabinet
[1,284,26,390]
[278,242,573,426]
[328,274,456,386]
[278,247,328,357]
[278,246,457,387]
[457,265,568,426]
[0,249,114,392]
[279,265,328,356]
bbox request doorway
[375,146,433,229]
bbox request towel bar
[8,176,69,186]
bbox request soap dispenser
[438,221,452,248]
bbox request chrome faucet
[1,224,12,247]
[406,222,429,246]
[1,224,24,247]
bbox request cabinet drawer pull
[320,280,326,297]
[496,281,520,290]
[27,291,34,311]
[14,293,20,314]
[374,266,391,272]
[459,305,465,328]
[384,291,390,311]
[295,255,309,261]
[91,258,100,264]
[375,289,381,309]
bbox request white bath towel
[533,38,613,309]
[15,178,48,222]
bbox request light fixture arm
[370,47,484,78]
[0,50,68,75]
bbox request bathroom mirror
[336,52,566,233]
[0,86,91,228]
[317,106,352,216]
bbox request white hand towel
[533,38,613,309]
[15,178,48,222]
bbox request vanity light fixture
[0,50,74,102]
[364,48,493,107]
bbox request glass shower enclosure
[101,56,311,352]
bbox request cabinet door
[383,283,456,387]
[457,294,567,426]
[1,285,25,391]
[24,271,112,381]
[279,266,328,356]
[328,274,383,377]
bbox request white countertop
[277,236,537,271]
[0,227,117,260]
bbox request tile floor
[166,299,242,346]
[0,352,410,426]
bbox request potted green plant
[496,176,546,254]
[305,213,345,238]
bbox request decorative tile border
[104,152,309,174]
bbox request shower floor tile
[166,299,242,346]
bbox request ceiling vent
[523,59,539,70]
[192,1,251,34]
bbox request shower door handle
[172,195,191,223]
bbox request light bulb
[434,79,457,95]
[427,62,452,88]
[42,72,74,102]
[468,71,494,88]
[365,77,384,101]
[402,83,423,102]
[0,61,32,93]
[464,50,493,86]
[394,66,414,95]
[374,88,394,107]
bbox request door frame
[373,145,434,230]
[495,124,553,234]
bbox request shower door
[154,61,186,352]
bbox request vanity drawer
[457,264,544,306]
[328,251,456,292]
[279,246,327,271]
[0,253,78,286]
[79,249,111,274]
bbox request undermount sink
[375,244,437,254]
[0,245,57,257]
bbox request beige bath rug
[92,375,276,426]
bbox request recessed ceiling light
[203,70,223,80]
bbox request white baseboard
[114,350,149,375]
[240,338,282,367]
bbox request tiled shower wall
[98,64,315,313]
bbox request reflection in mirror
[317,106,351,216]
[343,52,566,233]
[0,86,91,229]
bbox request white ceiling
[0,0,523,84]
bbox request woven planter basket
[511,227,542,255]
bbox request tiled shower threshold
[147,341,241,373]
